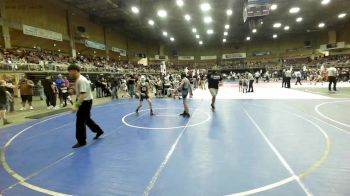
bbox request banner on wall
[111,47,127,56]
[155,55,169,60]
[84,40,106,50]
[252,51,271,56]
[178,56,194,60]
[200,56,217,60]
[23,24,63,41]
[222,53,247,59]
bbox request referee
[68,64,104,148]
[207,69,222,110]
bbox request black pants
[255,77,259,83]
[295,77,302,85]
[248,80,254,92]
[328,76,337,91]
[76,100,103,144]
[286,77,291,88]
[45,92,56,107]
[62,93,68,106]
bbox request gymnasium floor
[1,83,350,196]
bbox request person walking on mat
[68,64,104,148]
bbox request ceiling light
[318,22,325,28]
[271,4,278,10]
[284,26,290,30]
[196,35,200,39]
[224,32,228,36]
[207,29,214,34]
[289,7,300,14]
[273,23,282,28]
[131,6,139,14]
[200,3,211,12]
[226,9,233,16]
[163,31,168,36]
[338,13,347,18]
[192,28,197,33]
[321,0,330,5]
[185,14,191,21]
[252,29,257,33]
[225,24,230,29]
[246,36,251,41]
[176,0,184,7]
[204,16,212,24]
[157,10,167,18]
[170,37,175,42]
[223,39,227,43]
[199,41,203,45]
[148,19,154,26]
[273,34,278,39]
[296,17,303,22]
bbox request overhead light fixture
[271,4,278,10]
[224,31,228,36]
[176,0,184,7]
[273,23,282,28]
[184,14,191,21]
[246,36,251,41]
[226,9,233,16]
[196,34,200,39]
[296,17,303,22]
[207,29,214,34]
[163,31,168,36]
[284,26,290,30]
[318,22,325,28]
[204,16,212,24]
[252,29,257,33]
[200,3,211,12]
[338,13,347,18]
[157,10,167,18]
[131,6,139,14]
[148,19,155,26]
[289,7,300,14]
[273,34,278,39]
[223,39,227,43]
[321,0,330,5]
[170,37,175,42]
[225,24,230,29]
[199,40,203,45]
[192,28,197,33]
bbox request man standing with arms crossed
[68,64,104,148]
[207,69,222,110]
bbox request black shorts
[140,94,149,101]
[21,95,32,102]
[0,102,6,110]
[182,89,189,99]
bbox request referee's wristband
[75,102,81,109]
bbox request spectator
[18,75,34,110]
[0,80,12,125]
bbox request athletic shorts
[21,95,32,102]
[140,94,149,101]
[182,89,189,99]
[209,88,218,97]
[0,102,6,110]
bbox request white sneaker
[30,106,34,110]
[47,106,53,109]
[19,107,25,111]
[53,106,60,110]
